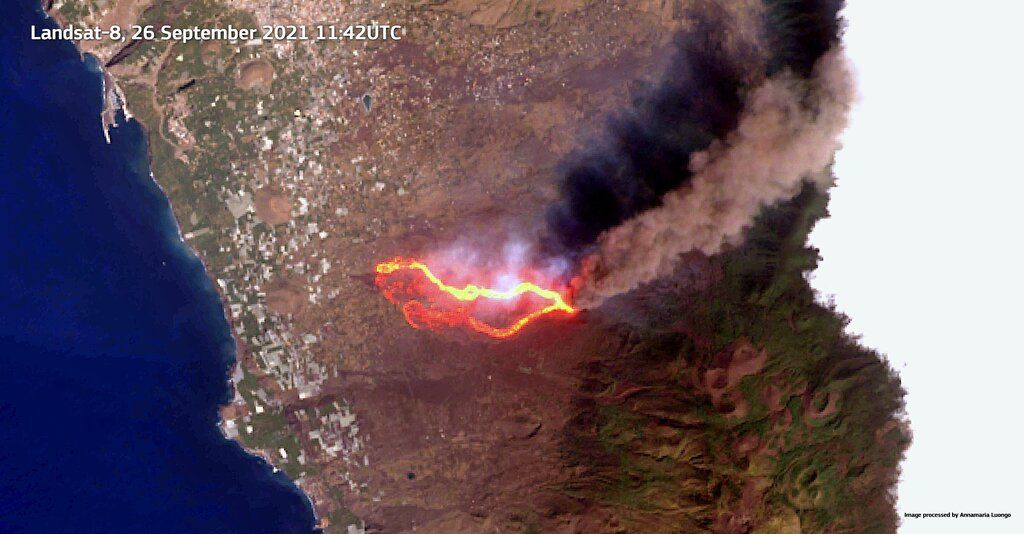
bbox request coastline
[36,1,324,529]
[43,6,125,143]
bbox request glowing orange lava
[374,257,577,339]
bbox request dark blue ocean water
[0,2,318,532]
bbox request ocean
[0,1,318,531]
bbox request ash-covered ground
[51,0,908,531]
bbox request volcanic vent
[348,1,908,532]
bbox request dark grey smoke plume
[539,0,850,307]
[764,0,846,77]
[576,50,852,306]
[541,11,750,261]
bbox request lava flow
[374,257,577,339]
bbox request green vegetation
[324,487,361,533]
[233,367,308,478]
[557,181,909,532]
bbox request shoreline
[37,1,325,529]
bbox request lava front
[374,257,577,339]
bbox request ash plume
[575,49,853,307]
[540,10,751,261]
[537,0,850,307]
[764,0,846,77]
